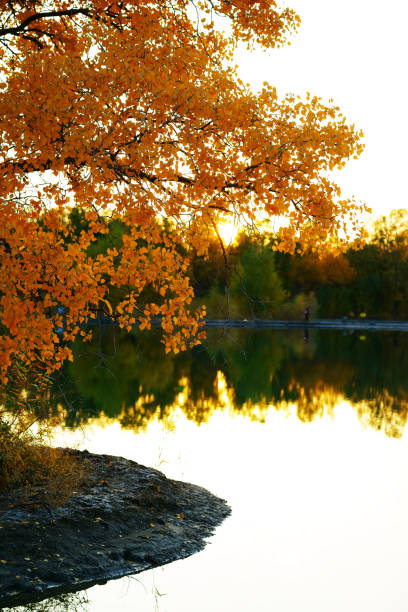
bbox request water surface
[8,329,408,611]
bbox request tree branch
[0,8,91,38]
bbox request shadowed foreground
[0,450,230,608]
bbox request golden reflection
[51,370,408,441]
[280,381,339,423]
[353,389,408,439]
[48,323,408,440]
[118,372,236,431]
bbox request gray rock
[0,450,231,608]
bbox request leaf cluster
[0,0,365,377]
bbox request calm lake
[7,327,408,611]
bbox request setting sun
[217,219,240,244]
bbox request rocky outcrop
[0,450,231,608]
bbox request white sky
[235,0,408,223]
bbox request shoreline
[88,316,408,332]
[0,449,231,608]
[202,318,408,331]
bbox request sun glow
[216,219,240,244]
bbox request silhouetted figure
[304,306,310,322]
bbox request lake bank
[203,319,408,331]
[0,449,230,608]
[87,316,408,332]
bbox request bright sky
[235,0,408,223]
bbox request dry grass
[0,438,89,507]
[0,417,90,507]
[0,363,89,507]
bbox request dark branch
[0,8,91,38]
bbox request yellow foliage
[0,0,365,377]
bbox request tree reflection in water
[45,327,408,438]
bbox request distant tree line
[64,207,408,322]
[190,209,408,321]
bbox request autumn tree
[0,0,367,377]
